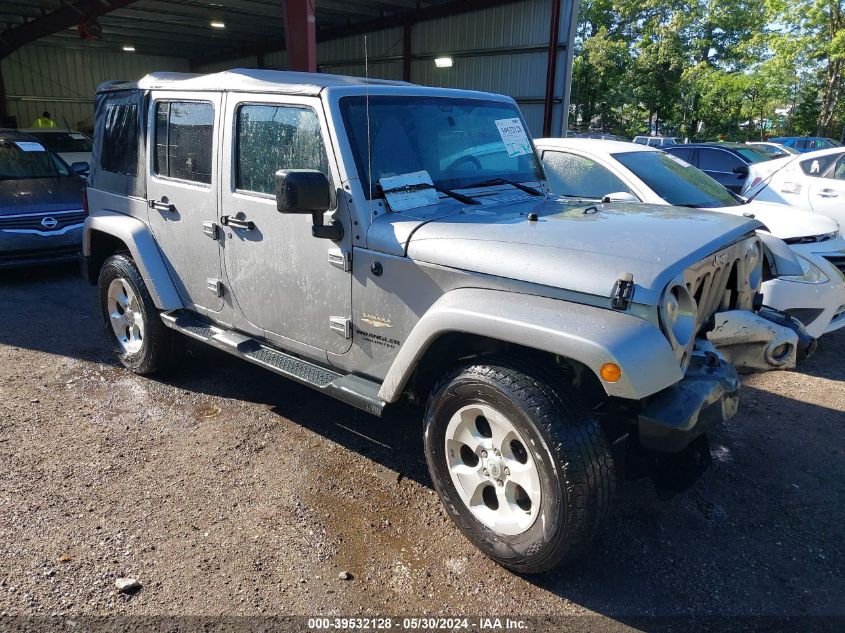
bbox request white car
[19,128,93,166]
[632,135,683,148]
[742,147,845,229]
[535,138,845,337]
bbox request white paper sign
[495,118,531,157]
[379,171,439,212]
[15,141,46,152]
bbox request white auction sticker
[495,118,532,157]
[14,141,46,152]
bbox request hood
[371,194,762,306]
[708,200,839,240]
[0,176,85,215]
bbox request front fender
[83,211,183,310]
[378,288,684,402]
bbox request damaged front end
[620,234,816,495]
[707,307,816,372]
[660,234,815,373]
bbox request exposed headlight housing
[780,255,829,284]
[659,281,697,368]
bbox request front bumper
[0,225,83,269]
[761,240,845,338]
[638,353,740,454]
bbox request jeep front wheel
[98,254,178,374]
[423,359,615,573]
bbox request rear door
[697,148,746,192]
[806,151,845,226]
[146,92,224,313]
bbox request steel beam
[0,0,140,59]
[402,21,411,81]
[284,0,317,73]
[542,0,562,137]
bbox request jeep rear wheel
[423,359,615,573]
[98,254,179,374]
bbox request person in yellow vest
[32,111,56,128]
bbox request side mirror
[71,161,89,176]
[733,165,749,177]
[601,191,639,204]
[275,169,342,241]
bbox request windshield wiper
[434,185,480,205]
[461,177,543,196]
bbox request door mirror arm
[311,212,344,241]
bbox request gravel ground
[0,265,843,628]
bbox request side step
[160,310,385,417]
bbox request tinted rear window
[100,103,138,175]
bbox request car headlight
[660,282,697,349]
[780,255,829,284]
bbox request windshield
[0,139,70,180]
[613,150,738,208]
[734,147,771,163]
[339,96,544,199]
[28,131,93,154]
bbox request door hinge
[207,278,223,297]
[328,247,352,272]
[203,221,219,240]
[611,272,634,310]
[329,316,352,339]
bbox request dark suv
[665,143,771,193]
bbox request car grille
[823,255,845,278]
[682,235,762,336]
[0,210,86,232]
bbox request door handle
[220,215,255,231]
[148,199,176,213]
[818,189,839,198]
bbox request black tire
[97,253,179,374]
[423,358,615,573]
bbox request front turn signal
[600,363,622,383]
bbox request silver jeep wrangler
[83,70,806,573]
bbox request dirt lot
[0,264,843,628]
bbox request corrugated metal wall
[2,1,568,136]
[193,0,569,136]
[1,45,188,131]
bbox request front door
[146,92,223,313]
[220,94,352,356]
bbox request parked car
[768,136,842,153]
[632,135,683,147]
[664,142,772,193]
[19,128,94,166]
[0,131,88,268]
[536,138,845,337]
[83,69,809,573]
[746,141,798,158]
[742,147,845,230]
[577,132,627,141]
